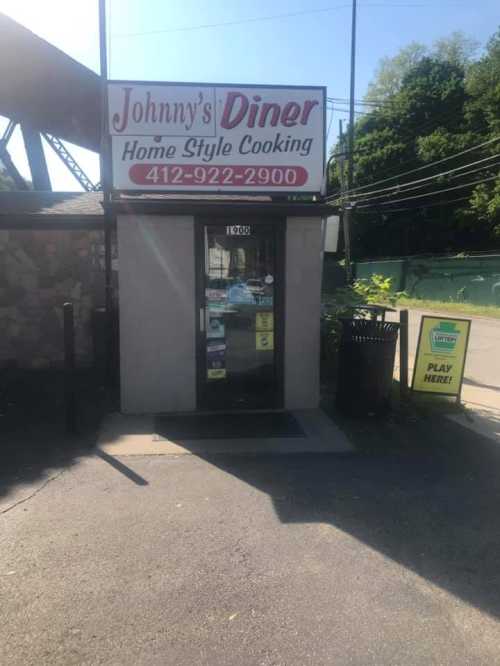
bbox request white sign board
[108,81,326,193]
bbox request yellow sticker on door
[256,331,274,351]
[256,312,274,332]
[207,368,227,380]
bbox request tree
[356,58,469,188]
[433,31,479,68]
[331,27,500,259]
[465,28,500,137]
[334,56,482,256]
[457,29,500,238]
[365,32,478,101]
[461,179,500,238]
[365,42,427,101]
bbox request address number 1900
[129,164,308,187]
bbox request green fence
[355,255,500,306]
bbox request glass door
[196,219,284,410]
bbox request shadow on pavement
[4,374,500,622]
[463,376,500,393]
[0,370,103,500]
[179,411,500,620]
[95,450,149,486]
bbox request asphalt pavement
[3,412,500,665]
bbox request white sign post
[108,82,326,194]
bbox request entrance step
[97,409,353,456]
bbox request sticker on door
[256,311,274,332]
[256,331,274,351]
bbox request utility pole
[98,0,114,388]
[347,0,357,193]
[343,0,357,283]
[338,120,352,279]
[338,119,346,192]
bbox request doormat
[154,412,304,440]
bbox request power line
[346,160,500,205]
[333,89,479,145]
[356,174,499,208]
[327,103,370,116]
[345,152,500,200]
[356,195,471,214]
[337,136,500,197]
[345,98,472,150]
[326,106,335,142]
[329,99,478,187]
[112,3,463,38]
[113,4,352,37]
[331,106,370,115]
[328,158,500,204]
[327,96,396,106]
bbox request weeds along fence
[355,254,500,306]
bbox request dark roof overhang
[0,191,104,229]
[110,194,332,217]
[0,191,334,229]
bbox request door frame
[194,215,286,412]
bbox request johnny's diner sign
[108,81,326,193]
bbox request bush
[321,275,405,383]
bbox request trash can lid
[350,304,396,314]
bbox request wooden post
[343,205,353,283]
[64,302,77,434]
[399,309,409,400]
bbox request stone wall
[0,229,115,369]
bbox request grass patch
[397,296,500,319]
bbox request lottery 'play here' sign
[412,316,471,397]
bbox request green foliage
[321,275,405,357]
[365,42,427,100]
[352,274,402,306]
[365,32,478,101]
[462,177,500,236]
[465,29,500,136]
[331,26,500,259]
[433,32,479,68]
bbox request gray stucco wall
[118,213,322,414]
[117,215,196,413]
[285,217,323,410]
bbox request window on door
[198,220,283,410]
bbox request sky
[0,0,499,191]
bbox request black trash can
[336,318,400,416]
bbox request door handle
[199,307,205,333]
